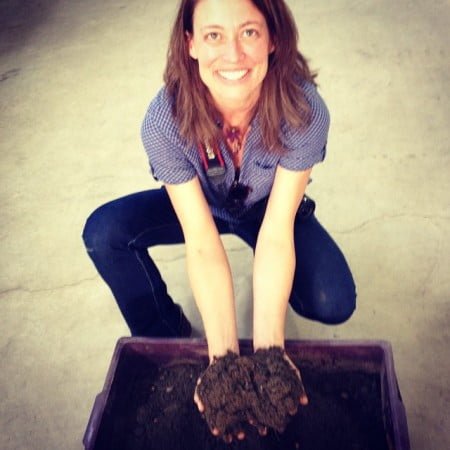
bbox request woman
[83,0,356,440]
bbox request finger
[258,426,268,436]
[211,427,220,436]
[283,352,301,378]
[223,433,232,444]
[247,414,255,425]
[299,393,309,406]
[236,431,245,440]
[289,364,309,406]
[246,412,253,422]
[246,412,258,427]
[193,389,205,412]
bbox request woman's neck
[214,92,259,131]
[220,106,255,134]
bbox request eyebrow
[201,20,263,31]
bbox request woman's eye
[243,29,258,38]
[206,32,221,41]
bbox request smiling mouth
[217,69,249,81]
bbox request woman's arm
[253,165,312,350]
[165,177,239,361]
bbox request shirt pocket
[254,159,276,170]
[247,160,277,202]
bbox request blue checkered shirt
[141,81,329,222]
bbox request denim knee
[290,283,357,325]
[82,203,126,253]
[316,287,356,324]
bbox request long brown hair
[164,0,316,152]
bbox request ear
[186,31,198,60]
[269,40,275,54]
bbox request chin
[210,81,261,104]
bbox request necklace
[224,126,242,154]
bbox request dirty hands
[194,352,249,443]
[193,348,308,443]
[247,348,308,434]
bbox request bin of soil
[83,338,410,450]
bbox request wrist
[253,307,287,352]
[207,337,239,363]
[253,330,284,352]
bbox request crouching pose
[83,0,356,442]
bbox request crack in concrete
[332,213,450,234]
[0,276,98,296]
[1,248,249,296]
[419,230,443,298]
[420,255,440,298]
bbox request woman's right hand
[193,355,247,444]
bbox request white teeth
[218,70,248,80]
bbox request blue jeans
[82,187,356,337]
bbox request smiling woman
[165,0,317,152]
[187,0,274,114]
[82,0,356,444]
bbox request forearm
[185,236,239,361]
[253,228,296,350]
[163,180,239,361]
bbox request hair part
[164,0,316,152]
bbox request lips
[217,69,249,81]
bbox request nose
[222,37,244,63]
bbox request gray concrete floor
[0,0,449,449]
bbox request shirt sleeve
[141,89,197,185]
[279,81,330,171]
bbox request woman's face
[188,0,274,110]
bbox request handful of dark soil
[196,347,306,438]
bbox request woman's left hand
[282,350,309,407]
[247,347,309,434]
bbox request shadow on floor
[0,0,59,56]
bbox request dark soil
[94,353,389,450]
[197,348,306,436]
